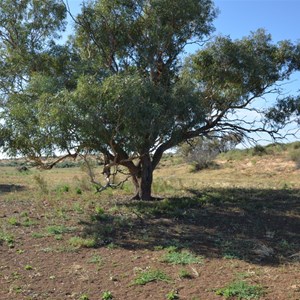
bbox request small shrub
[216,280,265,299]
[133,269,171,285]
[289,148,300,168]
[251,145,267,156]
[292,141,300,149]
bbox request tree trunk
[139,154,153,200]
[130,154,153,200]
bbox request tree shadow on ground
[82,187,300,266]
[0,184,25,194]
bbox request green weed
[69,236,96,248]
[133,269,171,285]
[7,217,20,226]
[166,290,179,300]
[46,225,76,235]
[75,187,82,194]
[56,184,70,193]
[106,242,118,249]
[102,291,113,300]
[178,269,193,279]
[24,265,33,270]
[73,203,84,214]
[88,255,102,264]
[22,217,36,227]
[0,231,15,248]
[31,232,46,238]
[161,249,203,265]
[216,280,265,299]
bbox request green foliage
[133,269,171,285]
[216,280,265,299]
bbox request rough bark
[139,154,153,200]
[129,154,153,200]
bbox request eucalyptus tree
[1,0,299,200]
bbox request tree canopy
[0,0,299,199]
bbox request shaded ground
[1,159,300,299]
[0,184,25,194]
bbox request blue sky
[214,0,300,42]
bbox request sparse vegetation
[161,249,203,265]
[0,231,15,248]
[133,269,171,285]
[178,269,193,279]
[0,143,300,299]
[69,236,97,248]
[216,280,265,299]
[47,225,76,235]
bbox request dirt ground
[0,154,300,300]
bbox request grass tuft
[161,249,203,265]
[69,236,97,248]
[216,280,265,299]
[133,269,171,285]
